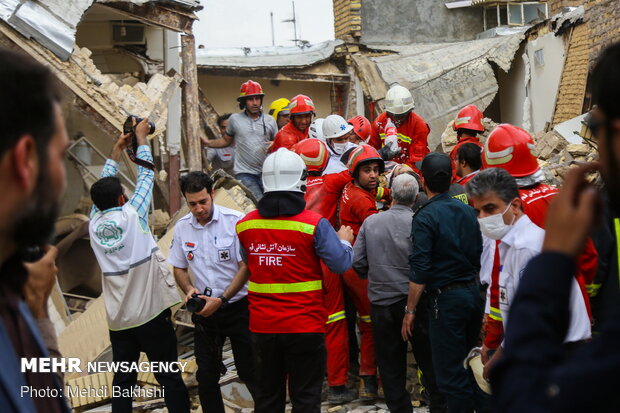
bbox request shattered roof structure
[196,39,344,69]
[0,0,201,60]
[353,33,524,150]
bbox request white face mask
[478,203,515,240]
[331,141,348,155]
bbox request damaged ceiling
[353,33,524,151]
[0,0,201,60]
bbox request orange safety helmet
[237,80,264,101]
[348,115,372,142]
[294,138,329,174]
[483,124,539,177]
[347,144,385,177]
[288,94,315,116]
[453,105,485,132]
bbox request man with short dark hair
[467,168,590,381]
[169,171,255,413]
[354,174,445,413]
[89,120,189,413]
[203,80,277,200]
[0,47,70,413]
[455,142,482,186]
[206,113,235,175]
[403,152,489,413]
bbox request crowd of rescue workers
[8,43,620,413]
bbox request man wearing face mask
[466,168,591,382]
[270,94,315,152]
[369,85,430,172]
[481,124,598,363]
[492,41,620,413]
[403,152,489,413]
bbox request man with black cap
[402,152,489,413]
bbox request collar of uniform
[189,204,220,229]
[426,192,450,204]
[500,213,533,248]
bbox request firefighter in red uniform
[338,144,384,399]
[479,124,598,363]
[369,85,430,171]
[450,105,485,182]
[230,148,354,413]
[348,115,372,145]
[455,142,483,186]
[270,95,314,152]
[294,138,357,403]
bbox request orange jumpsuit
[338,182,378,377]
[305,171,352,386]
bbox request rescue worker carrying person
[369,84,430,172]
[270,94,315,152]
[218,148,355,413]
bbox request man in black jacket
[491,41,620,412]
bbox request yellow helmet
[268,98,290,121]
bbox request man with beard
[492,42,620,412]
[338,144,384,399]
[0,48,70,413]
[89,120,189,413]
[203,80,277,200]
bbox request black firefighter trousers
[252,332,327,413]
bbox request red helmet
[453,105,484,132]
[288,94,315,116]
[347,144,385,176]
[293,138,329,174]
[237,80,264,101]
[348,115,372,141]
[483,124,539,177]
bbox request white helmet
[384,84,414,115]
[309,118,325,141]
[262,148,307,193]
[322,114,353,139]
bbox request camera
[186,287,212,313]
[123,115,155,135]
[186,293,206,313]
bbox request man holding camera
[89,118,189,413]
[169,171,255,413]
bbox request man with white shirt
[466,168,591,380]
[169,171,255,413]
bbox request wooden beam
[102,3,196,34]
[198,88,222,140]
[198,67,350,84]
[168,154,181,216]
[181,34,202,172]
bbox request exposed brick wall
[552,23,590,125]
[333,0,361,42]
[587,0,620,67]
[549,0,584,15]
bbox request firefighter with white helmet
[223,148,354,412]
[370,84,430,172]
[321,115,358,175]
